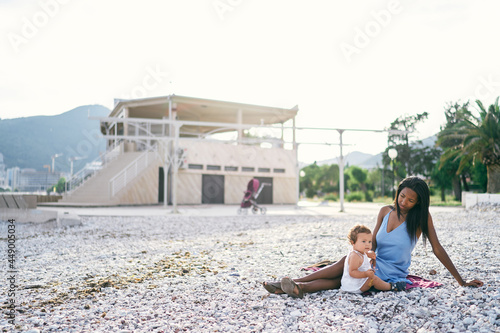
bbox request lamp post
[69,156,85,177]
[51,153,63,173]
[299,170,305,201]
[388,148,398,199]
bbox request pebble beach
[1,203,499,332]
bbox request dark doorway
[202,174,225,204]
[158,167,172,204]
[255,177,273,204]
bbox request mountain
[0,105,110,173]
[357,153,383,169]
[316,151,382,169]
[310,135,438,169]
[418,135,437,147]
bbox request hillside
[0,105,110,172]
[316,151,382,169]
[312,135,438,169]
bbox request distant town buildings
[6,167,20,190]
[0,152,63,192]
[18,169,61,192]
[0,153,6,188]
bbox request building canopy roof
[109,95,298,136]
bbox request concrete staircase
[61,152,154,205]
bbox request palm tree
[439,97,500,193]
[436,101,472,200]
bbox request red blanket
[406,274,442,289]
[301,264,442,289]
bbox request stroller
[237,178,270,215]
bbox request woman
[265,177,483,298]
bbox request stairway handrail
[109,144,158,198]
[65,141,123,193]
[65,121,159,196]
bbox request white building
[61,95,299,207]
[19,169,61,192]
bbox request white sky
[1,0,500,163]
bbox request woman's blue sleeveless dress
[375,211,416,283]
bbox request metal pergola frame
[92,114,405,213]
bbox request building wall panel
[115,158,161,205]
[273,177,297,204]
[177,173,202,204]
[175,140,297,205]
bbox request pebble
[0,205,498,332]
[463,317,475,325]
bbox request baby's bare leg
[360,276,391,292]
[372,276,391,291]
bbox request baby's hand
[365,269,375,278]
[366,250,376,260]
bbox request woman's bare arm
[371,206,392,251]
[426,213,483,287]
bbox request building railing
[65,141,123,194]
[109,144,158,198]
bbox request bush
[306,188,316,198]
[364,190,374,202]
[429,187,436,196]
[322,185,338,193]
[323,193,338,201]
[346,191,364,202]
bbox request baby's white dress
[340,250,371,294]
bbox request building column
[293,117,299,206]
[123,107,129,138]
[172,119,179,214]
[338,130,345,213]
[237,109,243,143]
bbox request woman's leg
[285,256,345,295]
[298,277,342,293]
[294,256,345,283]
[264,256,346,295]
[281,276,342,298]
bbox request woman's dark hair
[393,177,430,244]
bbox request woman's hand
[367,251,376,269]
[462,279,484,287]
[366,250,376,260]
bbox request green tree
[367,167,383,196]
[409,144,441,179]
[439,97,500,193]
[48,177,66,194]
[471,161,487,192]
[386,112,429,177]
[348,166,367,191]
[300,163,319,198]
[437,101,473,200]
[300,163,340,197]
[431,159,454,202]
[319,164,339,193]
